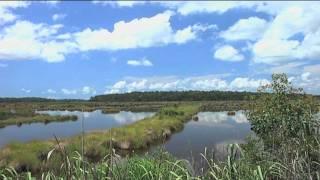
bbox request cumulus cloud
[82,86,96,95]
[127,58,153,67]
[249,3,320,65]
[287,71,320,94]
[52,13,66,21]
[220,17,269,41]
[95,1,268,16]
[170,1,258,16]
[132,2,320,68]
[0,20,77,62]
[301,72,311,82]
[61,88,77,95]
[0,10,213,63]
[92,1,145,7]
[104,75,269,94]
[21,88,31,93]
[60,86,96,96]
[229,77,269,90]
[214,45,244,62]
[47,89,56,94]
[73,11,207,51]
[0,1,29,25]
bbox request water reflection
[0,110,155,148]
[158,111,251,165]
[109,111,153,124]
[197,111,248,124]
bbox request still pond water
[156,111,251,165]
[0,110,251,162]
[0,110,155,148]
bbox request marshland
[0,74,319,179]
[1,1,320,179]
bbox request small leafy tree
[246,73,320,179]
[248,73,318,145]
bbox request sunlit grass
[0,103,200,174]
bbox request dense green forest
[1,91,319,103]
[90,90,259,102]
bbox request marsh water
[0,110,155,148]
[0,110,251,163]
[157,111,251,165]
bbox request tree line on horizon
[0,90,319,103]
[90,90,259,102]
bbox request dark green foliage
[248,73,319,144]
[90,90,258,102]
[245,73,320,179]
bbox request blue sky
[0,1,319,99]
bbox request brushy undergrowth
[0,148,195,180]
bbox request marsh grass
[0,104,200,174]
[0,114,77,127]
[0,148,195,180]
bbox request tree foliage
[90,90,258,102]
[248,73,319,143]
[246,73,320,179]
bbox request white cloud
[220,17,268,41]
[104,75,269,94]
[0,20,77,62]
[139,2,320,67]
[52,13,66,21]
[41,1,60,5]
[0,63,7,67]
[74,11,208,51]
[0,10,213,63]
[61,88,77,95]
[92,1,145,7]
[287,72,320,94]
[301,72,311,82]
[214,45,244,62]
[82,86,96,95]
[0,1,30,25]
[127,58,153,67]
[92,1,259,16]
[249,3,320,64]
[47,89,56,94]
[21,88,31,93]
[173,2,257,15]
[230,77,269,90]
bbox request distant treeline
[90,91,259,102]
[1,91,319,103]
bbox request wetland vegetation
[0,74,319,179]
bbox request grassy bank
[0,101,177,113]
[0,103,200,173]
[0,101,176,127]
[0,114,77,128]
